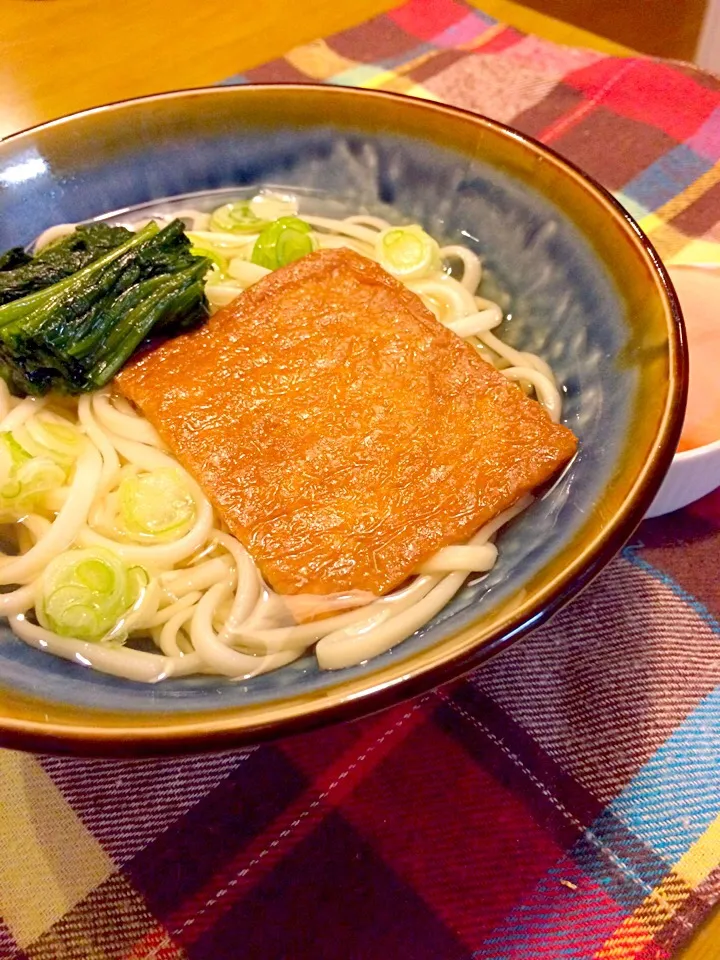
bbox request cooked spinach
[0,223,134,306]
[0,220,209,395]
[0,248,32,274]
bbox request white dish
[646,439,720,517]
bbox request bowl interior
[0,87,682,745]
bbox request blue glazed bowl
[0,85,685,754]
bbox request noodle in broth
[2,194,561,682]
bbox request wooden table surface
[0,1,717,956]
[1,0,632,140]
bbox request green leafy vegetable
[251,216,316,270]
[0,223,133,306]
[0,219,210,395]
[0,248,32,273]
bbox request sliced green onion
[0,478,20,500]
[210,201,265,234]
[13,457,65,498]
[249,191,298,222]
[189,246,228,277]
[0,432,30,480]
[251,217,317,271]
[209,193,300,236]
[37,547,148,642]
[0,430,66,515]
[187,230,256,251]
[227,258,271,287]
[118,468,195,540]
[375,225,440,280]
[20,414,84,466]
[126,564,150,598]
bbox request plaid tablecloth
[2,1,720,958]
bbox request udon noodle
[1,193,561,682]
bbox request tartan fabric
[227,0,720,269]
[1,1,719,957]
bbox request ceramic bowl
[0,85,686,754]
[647,439,720,517]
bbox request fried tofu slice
[117,248,577,596]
